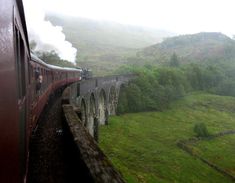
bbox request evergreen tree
[169,52,180,67]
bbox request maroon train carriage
[0,0,82,182]
[29,54,82,133]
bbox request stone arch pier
[63,74,135,140]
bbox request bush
[193,123,210,137]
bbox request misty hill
[47,14,174,49]
[139,32,235,65]
[46,14,175,74]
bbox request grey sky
[22,0,235,62]
[34,0,235,36]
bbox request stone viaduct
[63,74,136,141]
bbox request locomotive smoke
[23,0,77,63]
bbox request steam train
[0,0,88,182]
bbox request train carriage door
[14,23,27,180]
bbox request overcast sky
[33,0,235,36]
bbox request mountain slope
[46,14,175,75]
[47,14,174,50]
[139,32,235,65]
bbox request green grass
[99,93,235,183]
[192,135,235,177]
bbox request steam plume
[23,0,77,63]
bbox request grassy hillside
[100,93,235,183]
[46,14,175,75]
[193,135,235,177]
[139,32,235,66]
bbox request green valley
[100,93,235,183]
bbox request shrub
[193,122,210,137]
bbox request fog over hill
[44,15,235,74]
[45,14,175,74]
[47,14,175,49]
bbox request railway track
[27,96,93,183]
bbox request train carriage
[0,0,83,182]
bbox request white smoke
[23,0,77,63]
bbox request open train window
[14,25,26,100]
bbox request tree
[116,86,129,114]
[169,52,180,67]
[35,50,75,68]
[193,123,210,137]
[126,83,142,112]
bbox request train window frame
[14,23,26,100]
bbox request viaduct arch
[63,74,135,140]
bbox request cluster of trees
[30,40,76,68]
[117,66,188,113]
[116,63,235,114]
[185,63,235,96]
[35,51,76,68]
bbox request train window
[15,25,26,100]
[42,69,45,91]
[35,68,39,80]
[35,67,43,93]
[49,71,51,83]
[46,70,48,84]
[40,69,43,91]
[42,69,45,89]
[47,71,49,85]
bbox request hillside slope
[46,14,175,75]
[47,14,174,50]
[139,32,235,65]
[45,15,235,73]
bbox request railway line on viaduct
[28,74,135,183]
